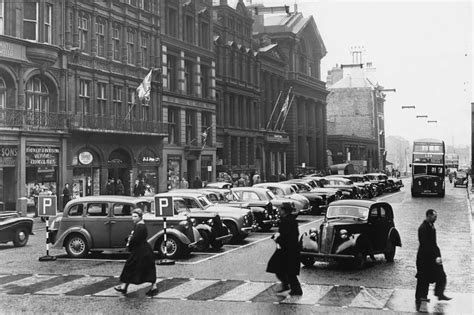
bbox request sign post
[154,196,175,265]
[38,195,57,262]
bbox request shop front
[71,149,101,198]
[200,154,213,184]
[136,149,161,195]
[0,145,17,211]
[167,155,181,190]
[107,149,132,196]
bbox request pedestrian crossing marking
[0,275,57,294]
[317,285,362,307]
[155,279,219,299]
[280,283,332,305]
[349,287,394,309]
[93,279,164,297]
[36,276,109,295]
[215,281,274,302]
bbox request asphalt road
[0,178,472,314]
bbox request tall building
[160,0,216,190]
[326,59,390,172]
[251,3,328,177]
[0,0,166,213]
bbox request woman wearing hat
[266,202,303,296]
[115,209,158,296]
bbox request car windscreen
[326,206,369,220]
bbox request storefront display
[200,155,213,183]
[137,150,160,195]
[167,155,181,190]
[25,145,59,204]
[0,145,17,211]
[72,149,101,198]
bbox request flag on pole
[137,69,153,102]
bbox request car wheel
[301,256,315,267]
[384,241,396,262]
[196,229,210,251]
[65,234,89,258]
[353,252,367,269]
[13,227,29,247]
[158,235,182,259]
[225,222,240,244]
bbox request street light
[416,115,428,118]
[427,120,438,123]
[402,106,415,109]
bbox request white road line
[36,276,109,295]
[0,275,57,293]
[349,287,394,309]
[214,281,273,301]
[280,283,332,304]
[177,218,324,265]
[93,279,165,297]
[155,279,218,299]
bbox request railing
[0,108,168,135]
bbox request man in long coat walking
[415,209,451,307]
[266,202,302,296]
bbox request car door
[84,202,110,248]
[110,203,134,248]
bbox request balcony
[0,109,168,136]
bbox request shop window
[167,107,178,144]
[78,15,89,52]
[127,29,135,65]
[44,3,52,44]
[79,79,90,115]
[184,60,194,96]
[140,33,148,68]
[87,203,107,216]
[112,25,120,61]
[167,54,178,92]
[0,0,4,35]
[167,156,181,190]
[185,110,195,145]
[23,1,38,41]
[113,204,131,216]
[97,82,107,116]
[112,85,122,118]
[68,204,84,217]
[96,19,105,57]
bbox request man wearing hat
[266,202,303,296]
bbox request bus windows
[414,165,427,174]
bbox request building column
[195,56,201,97]
[162,45,168,89]
[16,136,27,216]
[178,51,185,93]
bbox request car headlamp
[340,229,348,239]
[207,218,214,226]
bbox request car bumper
[261,219,278,226]
[298,207,311,214]
[300,251,356,260]
[214,233,233,243]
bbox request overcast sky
[258,0,473,147]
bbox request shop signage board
[26,146,59,166]
[0,145,17,167]
[78,151,93,165]
[38,195,57,217]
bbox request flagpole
[274,87,292,131]
[265,91,282,130]
[278,94,295,131]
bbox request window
[201,112,212,147]
[184,15,194,43]
[112,85,122,118]
[166,5,177,37]
[127,29,135,65]
[112,26,120,61]
[68,204,84,217]
[201,64,209,98]
[113,204,132,216]
[185,110,195,144]
[87,203,107,216]
[127,88,136,119]
[0,77,5,110]
[184,60,193,95]
[44,4,52,44]
[168,107,178,144]
[96,19,105,57]
[141,102,149,121]
[139,0,151,11]
[168,54,178,92]
[97,82,107,116]
[23,1,38,41]
[200,21,209,49]
[26,77,49,113]
[79,79,90,114]
[78,15,89,51]
[140,33,148,68]
[0,0,4,35]
[127,0,137,6]
[242,191,260,201]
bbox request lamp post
[373,86,396,171]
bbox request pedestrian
[415,209,452,309]
[179,177,189,189]
[115,208,158,296]
[266,202,303,296]
[115,179,125,195]
[31,183,40,218]
[62,183,71,210]
[133,180,140,197]
[192,176,202,189]
[105,178,115,195]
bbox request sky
[257,0,473,147]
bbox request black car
[454,171,468,187]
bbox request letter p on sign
[154,196,174,217]
[38,195,57,217]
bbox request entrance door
[108,149,132,195]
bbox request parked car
[280,181,325,215]
[365,173,389,194]
[253,183,311,214]
[0,211,34,247]
[156,191,255,243]
[454,171,468,187]
[147,196,231,251]
[322,176,360,199]
[300,177,344,202]
[340,174,376,199]
[49,196,201,259]
[300,200,402,269]
[205,182,233,189]
[387,177,404,192]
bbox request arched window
[26,77,49,113]
[0,77,5,110]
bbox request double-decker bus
[411,139,445,197]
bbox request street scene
[0,0,472,314]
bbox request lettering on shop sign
[0,40,27,62]
[0,145,18,166]
[26,146,59,166]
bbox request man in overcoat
[266,202,303,296]
[415,209,451,306]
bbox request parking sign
[38,195,57,217]
[154,196,174,217]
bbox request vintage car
[49,196,201,259]
[365,173,389,194]
[146,195,231,250]
[253,183,311,214]
[205,182,233,189]
[300,200,402,269]
[322,176,361,199]
[156,191,255,243]
[387,177,404,192]
[454,171,468,187]
[0,211,34,247]
[341,175,377,199]
[278,181,325,215]
[300,177,344,201]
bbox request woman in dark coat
[266,202,302,295]
[62,183,71,209]
[115,209,158,296]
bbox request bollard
[156,217,175,265]
[39,217,56,261]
